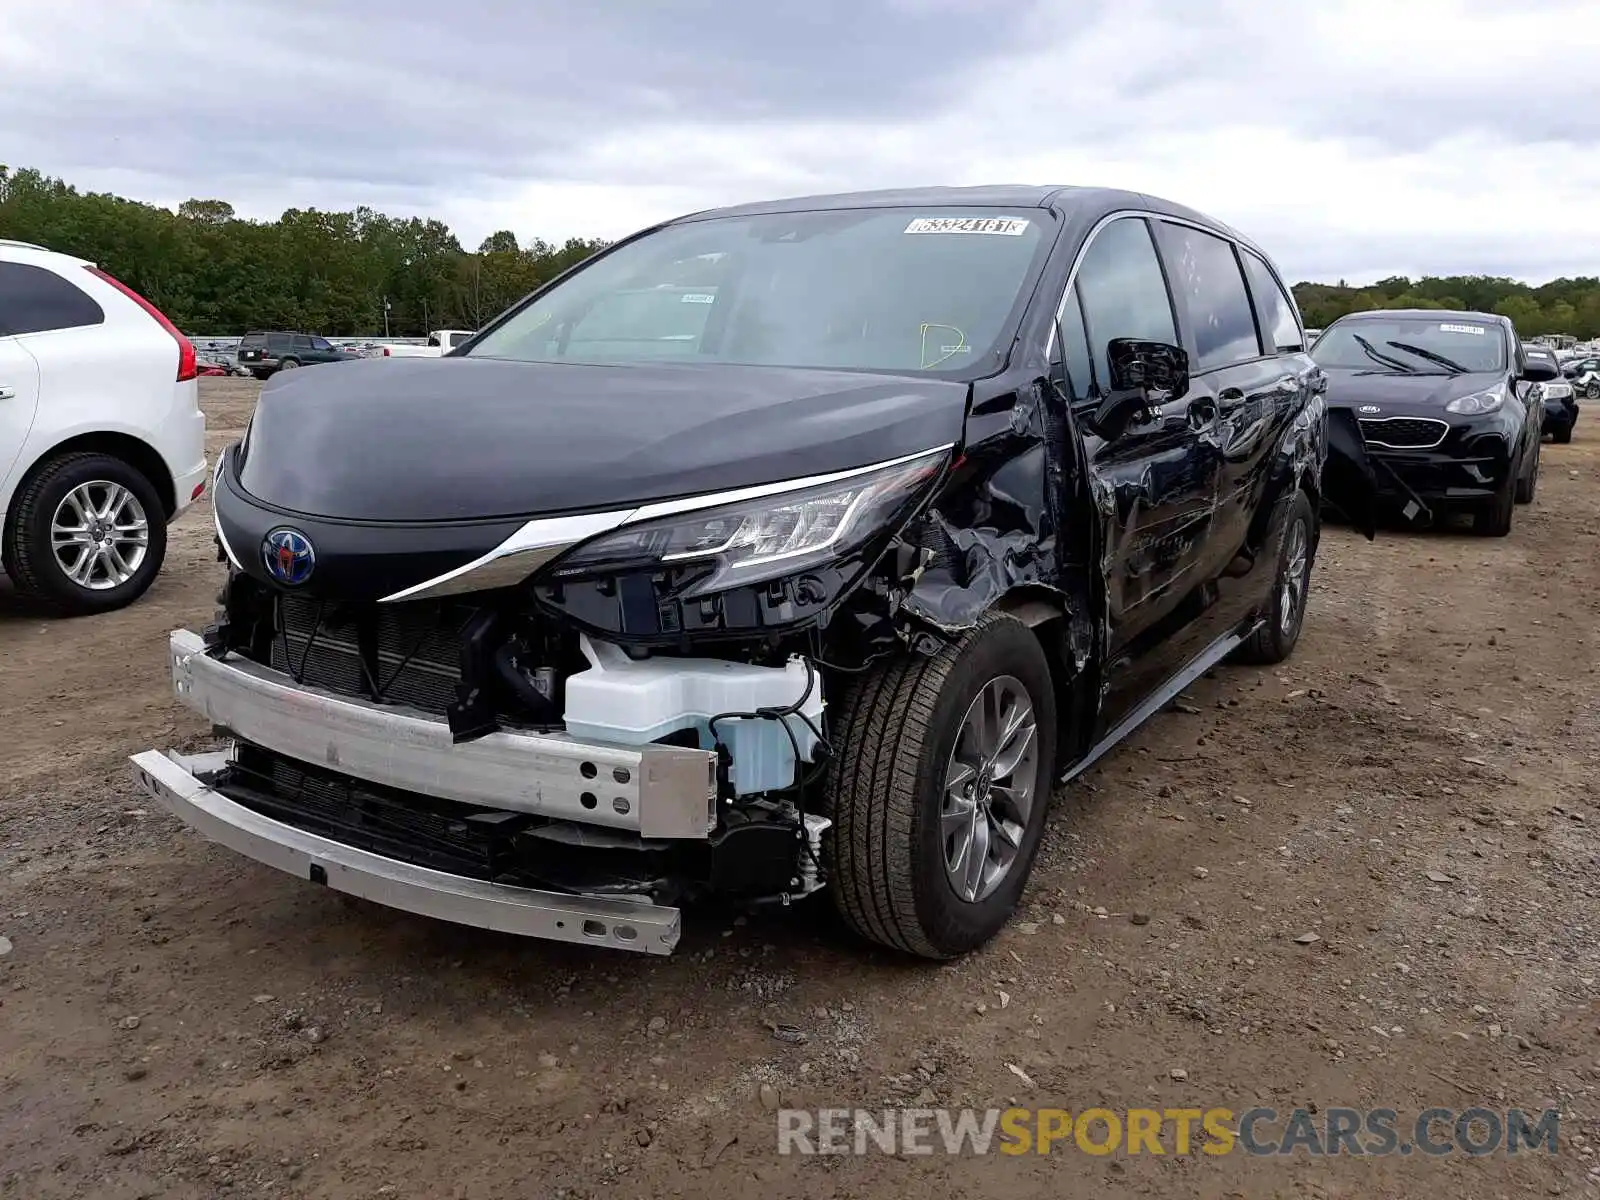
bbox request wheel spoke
[989,712,1036,779]
[942,795,976,843]
[962,808,990,901]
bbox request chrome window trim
[379,443,956,603]
[1045,209,1306,364]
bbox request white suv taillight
[85,267,198,382]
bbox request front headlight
[1444,389,1505,415]
[1543,382,1573,400]
[546,447,949,597]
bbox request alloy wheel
[1279,516,1310,637]
[50,481,149,590]
[941,675,1041,903]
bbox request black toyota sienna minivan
[140,186,1379,960]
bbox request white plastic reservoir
[562,634,825,797]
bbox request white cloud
[4,0,1599,282]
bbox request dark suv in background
[1311,310,1555,536]
[236,331,356,379]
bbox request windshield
[465,207,1053,376]
[1312,317,1507,374]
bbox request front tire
[1474,461,1517,537]
[824,614,1058,959]
[1586,382,1599,400]
[1515,438,1539,504]
[2,452,168,615]
[1235,488,1317,665]
[1552,425,1573,445]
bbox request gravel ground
[1,378,1597,1199]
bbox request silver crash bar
[158,628,717,839]
[132,749,681,954]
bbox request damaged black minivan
[133,186,1377,959]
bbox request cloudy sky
[4,0,1598,284]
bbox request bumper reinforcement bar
[130,749,682,955]
[159,628,717,840]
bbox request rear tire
[824,613,1058,959]
[1586,382,1599,400]
[2,451,168,615]
[1235,488,1317,665]
[277,359,300,372]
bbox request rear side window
[0,262,106,336]
[267,333,292,352]
[1073,217,1179,391]
[1155,222,1263,370]
[1240,251,1305,354]
[238,332,267,351]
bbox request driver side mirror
[1520,359,1558,383]
[1089,338,1191,439]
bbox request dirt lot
[2,377,1598,1199]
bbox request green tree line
[4,164,1598,341]
[0,166,609,336]
[1295,275,1600,339]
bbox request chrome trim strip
[131,748,682,954]
[379,444,955,603]
[213,461,244,571]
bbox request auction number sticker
[1438,323,1486,335]
[904,216,1031,235]
[680,293,715,304]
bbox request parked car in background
[0,239,207,613]
[1311,310,1555,536]
[236,331,358,379]
[1526,345,1579,443]
[377,328,476,358]
[1562,354,1600,398]
[135,184,1378,961]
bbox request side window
[311,337,333,351]
[293,334,314,351]
[1240,250,1305,354]
[1054,283,1095,406]
[267,333,291,353]
[1155,222,1263,370]
[1073,217,1179,392]
[0,262,106,336]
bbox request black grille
[215,742,677,896]
[221,742,534,879]
[1358,416,1448,449]
[265,594,474,715]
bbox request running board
[1059,626,1254,784]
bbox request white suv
[0,240,207,614]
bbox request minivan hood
[237,357,970,522]
[1322,367,1504,414]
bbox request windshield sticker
[1439,323,1487,335]
[680,293,715,304]
[904,216,1030,236]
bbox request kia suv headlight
[546,447,950,597]
[1444,389,1504,415]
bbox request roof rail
[0,238,50,251]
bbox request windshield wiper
[1351,334,1417,374]
[1386,340,1470,374]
